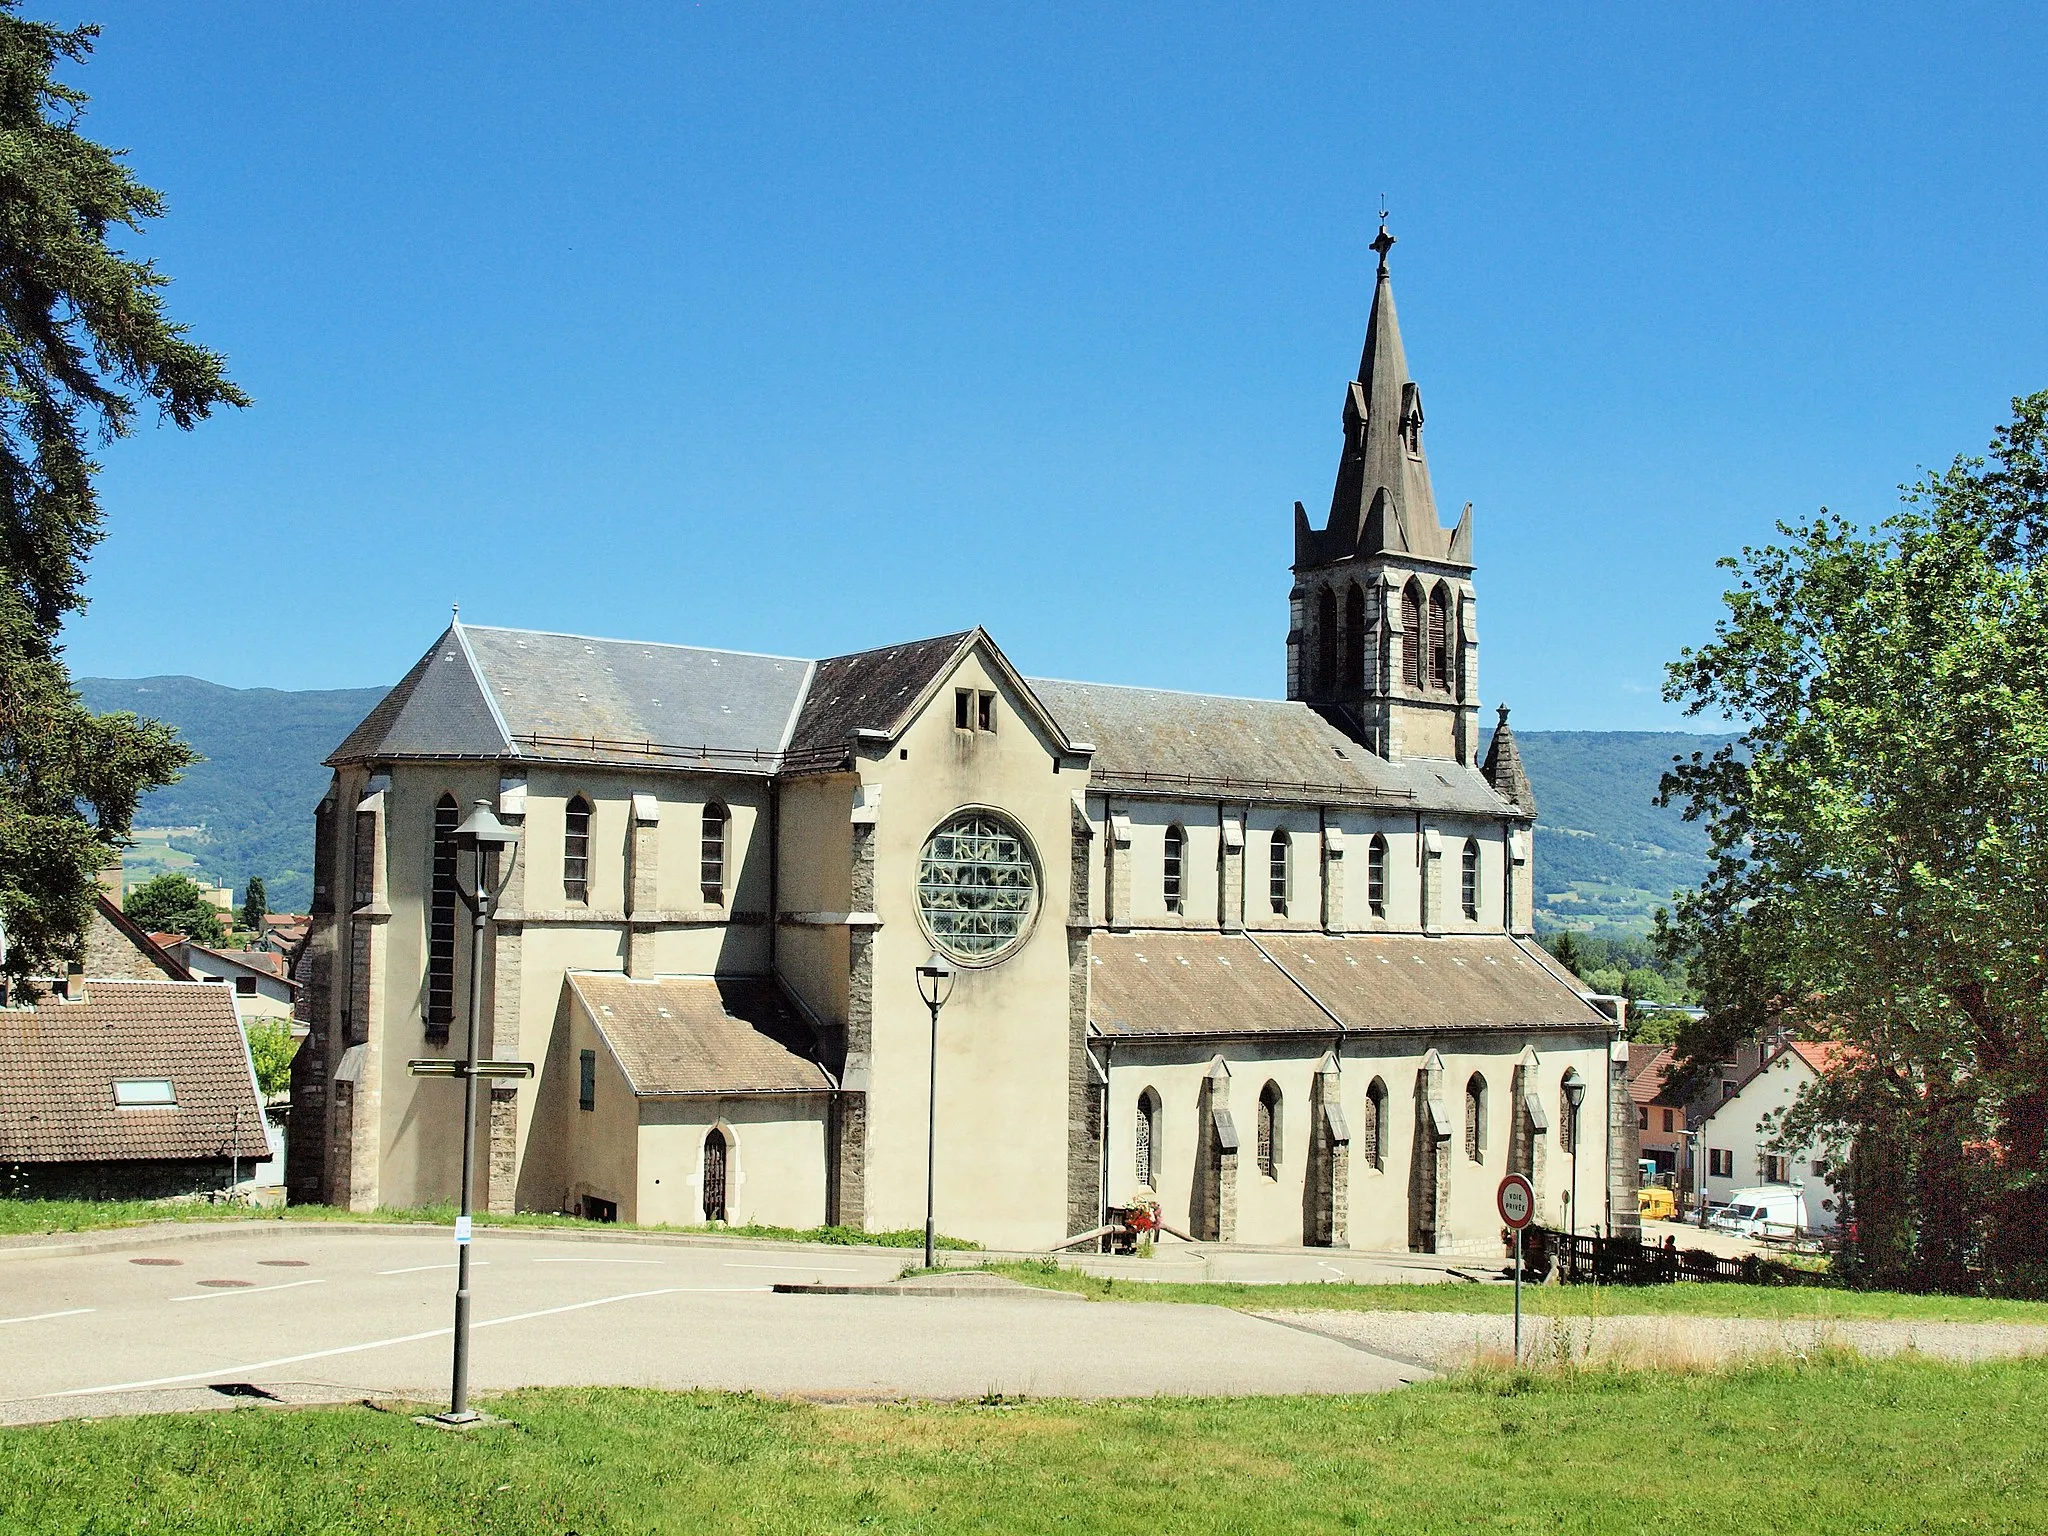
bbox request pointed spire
[1481,702,1535,814]
[1301,221,1461,570]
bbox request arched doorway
[702,1128,729,1223]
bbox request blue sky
[55,3,2048,728]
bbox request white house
[1698,1040,1846,1230]
[168,941,300,1023]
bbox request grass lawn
[0,1199,976,1249]
[1,1358,2044,1533]
[986,1260,2048,1324]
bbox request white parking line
[48,1285,770,1398]
[0,1308,93,1327]
[722,1263,864,1273]
[169,1279,326,1304]
[531,1257,662,1265]
[377,1262,490,1276]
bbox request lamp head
[915,949,955,1008]
[455,799,521,851]
[1563,1076,1587,1109]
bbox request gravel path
[1260,1309,2048,1370]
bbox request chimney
[62,965,86,1004]
[98,857,123,909]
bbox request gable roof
[88,896,192,982]
[178,943,300,991]
[0,980,269,1163]
[1031,677,1511,814]
[1627,1044,1677,1106]
[785,631,974,758]
[567,973,832,1096]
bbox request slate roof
[567,973,832,1096]
[785,632,972,757]
[1090,932,1605,1039]
[0,981,269,1163]
[1030,677,1512,814]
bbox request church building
[288,229,1636,1253]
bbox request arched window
[1315,586,1338,695]
[1163,825,1185,915]
[1256,1081,1282,1178]
[702,1127,729,1222]
[701,803,729,904]
[427,794,458,1035]
[1401,581,1425,689]
[1428,585,1452,691]
[1367,834,1389,919]
[1343,584,1367,692]
[1461,838,1480,921]
[1365,1077,1388,1171]
[564,795,592,903]
[1136,1088,1160,1189]
[1466,1073,1488,1161]
[1269,831,1290,916]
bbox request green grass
[2,1359,2044,1533]
[984,1260,2048,1323]
[0,1199,977,1249]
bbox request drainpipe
[1091,1035,1112,1232]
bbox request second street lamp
[915,950,956,1271]
[1563,1073,1588,1252]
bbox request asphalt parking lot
[0,1225,1426,1423]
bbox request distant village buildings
[289,230,1638,1251]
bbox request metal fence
[1528,1227,1827,1288]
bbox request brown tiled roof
[1091,932,1608,1039]
[1089,933,1336,1038]
[567,974,832,1096]
[1627,1045,1677,1105]
[0,981,269,1163]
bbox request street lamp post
[915,950,956,1271]
[429,799,521,1425]
[1563,1074,1588,1267]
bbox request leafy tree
[240,874,265,933]
[124,870,223,944]
[1658,391,2048,1294]
[244,1016,295,1100]
[0,5,245,987]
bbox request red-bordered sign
[1497,1173,1535,1229]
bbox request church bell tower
[1287,224,1479,765]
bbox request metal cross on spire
[1370,202,1396,273]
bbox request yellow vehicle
[1638,1185,1678,1221]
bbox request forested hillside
[76,678,1724,932]
[76,677,388,913]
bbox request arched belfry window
[1315,586,1338,696]
[563,795,592,903]
[1466,1073,1488,1161]
[427,794,458,1035]
[1402,582,1426,690]
[1163,825,1185,915]
[1257,1081,1282,1178]
[702,803,729,904]
[1343,584,1367,692]
[1367,834,1389,919]
[702,1127,729,1222]
[1365,1077,1388,1171]
[1269,831,1290,916]
[1428,585,1452,692]
[1136,1088,1161,1189]
[1461,838,1481,921]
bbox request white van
[1709,1185,1808,1239]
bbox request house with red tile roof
[1697,1039,1845,1230]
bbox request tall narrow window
[1269,831,1290,915]
[1402,582,1425,689]
[1256,1081,1281,1177]
[564,795,592,903]
[1466,1073,1488,1161]
[1365,1078,1388,1171]
[1367,834,1389,919]
[1428,585,1452,691]
[703,1128,728,1222]
[1315,587,1338,696]
[1136,1088,1160,1189]
[701,803,728,904]
[427,795,458,1035]
[1343,584,1367,692]
[578,1048,596,1111]
[1461,839,1480,920]
[1163,825,1184,914]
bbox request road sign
[1497,1172,1535,1229]
[408,1059,536,1080]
